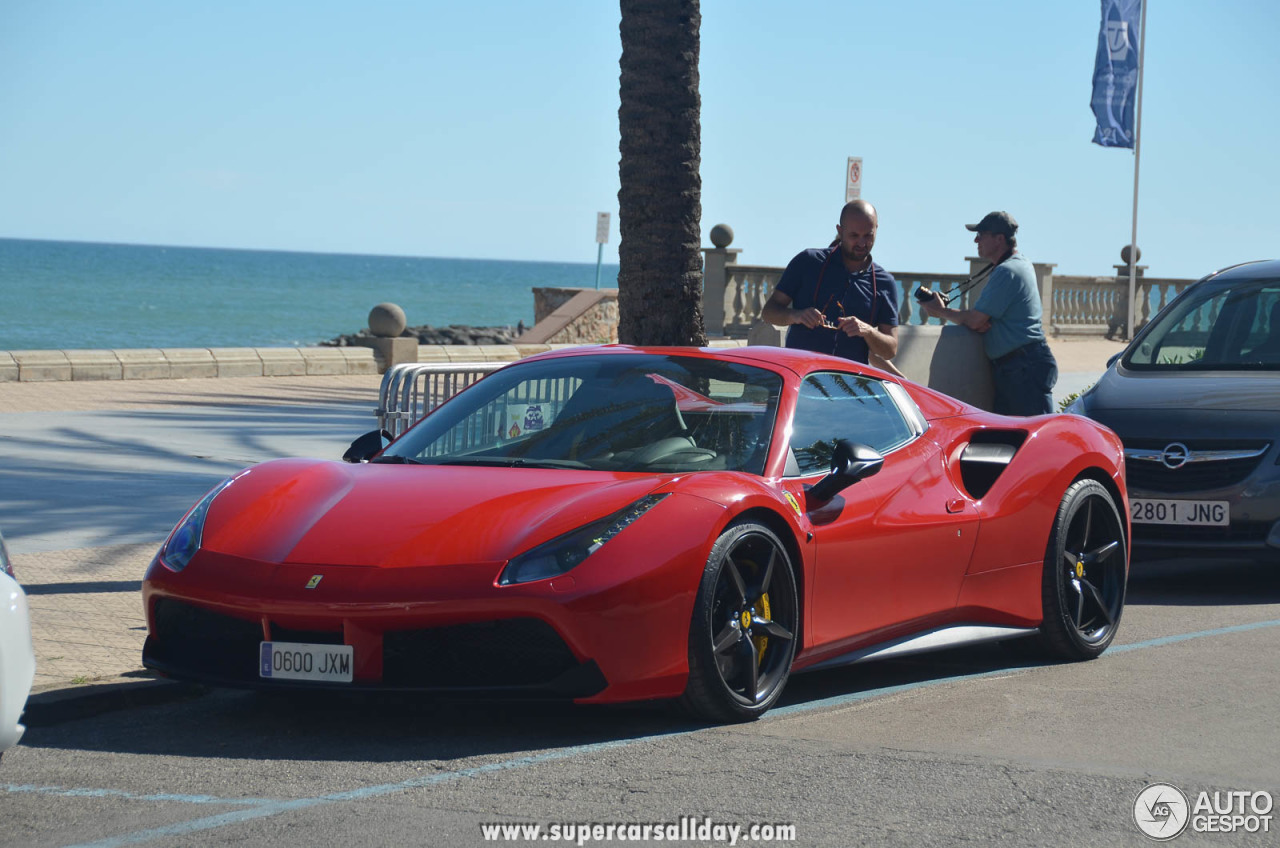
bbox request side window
[788,373,916,476]
[1130,289,1227,366]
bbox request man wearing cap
[761,199,900,365]
[920,212,1057,415]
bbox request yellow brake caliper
[754,592,771,663]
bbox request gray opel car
[1067,259,1280,560]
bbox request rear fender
[957,417,1126,575]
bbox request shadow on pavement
[0,399,373,552]
[1126,557,1280,607]
[18,644,1036,765]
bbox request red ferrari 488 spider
[143,346,1129,722]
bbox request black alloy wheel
[1039,479,1128,659]
[682,522,798,722]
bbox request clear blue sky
[2,1,1276,279]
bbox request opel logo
[1160,442,1190,470]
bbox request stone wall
[533,288,580,322]
[524,288,619,345]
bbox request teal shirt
[971,253,1045,360]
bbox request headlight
[0,534,13,579]
[1063,395,1086,416]
[1062,383,1098,416]
[158,477,235,572]
[498,494,669,586]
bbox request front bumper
[1123,440,1280,559]
[1127,480,1280,560]
[141,498,725,704]
[143,597,609,698]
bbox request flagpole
[1126,0,1148,341]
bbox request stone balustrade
[1051,275,1122,332]
[1052,272,1195,338]
[703,227,1194,340]
[889,272,975,325]
[1132,277,1198,325]
[723,265,783,338]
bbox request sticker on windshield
[501,404,547,439]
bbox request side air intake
[959,431,1027,499]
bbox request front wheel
[1038,479,1128,660]
[681,522,799,722]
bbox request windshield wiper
[433,457,588,469]
[369,455,426,465]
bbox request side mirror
[343,429,392,463]
[1106,351,1123,369]
[808,439,883,502]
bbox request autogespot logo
[1134,783,1190,840]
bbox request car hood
[200,459,667,568]
[1090,368,1280,413]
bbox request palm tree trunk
[617,0,706,346]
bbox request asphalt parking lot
[4,572,1279,847]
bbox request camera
[913,286,938,304]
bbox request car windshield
[1123,277,1280,371]
[381,354,784,474]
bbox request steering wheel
[630,437,717,466]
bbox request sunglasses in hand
[820,296,844,330]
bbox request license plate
[259,642,353,683]
[1130,498,1229,526]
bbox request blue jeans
[991,341,1058,416]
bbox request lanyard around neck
[812,250,877,316]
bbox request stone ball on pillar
[709,224,734,249]
[1120,244,1141,265]
[368,302,407,338]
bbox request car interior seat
[1244,299,1280,362]
[527,373,694,462]
[600,375,697,461]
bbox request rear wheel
[1038,479,1127,659]
[681,522,798,722]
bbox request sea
[0,238,621,351]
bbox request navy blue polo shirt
[774,248,899,363]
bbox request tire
[681,521,799,722]
[1038,479,1128,660]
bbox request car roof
[1202,259,1280,285]
[516,344,979,420]
[522,343,886,378]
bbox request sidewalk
[5,374,385,704]
[1042,335,1126,375]
[6,338,1123,708]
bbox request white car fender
[0,571,36,755]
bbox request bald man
[761,200,900,364]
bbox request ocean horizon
[0,238,621,351]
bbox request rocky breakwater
[322,324,520,347]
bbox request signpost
[845,157,863,202]
[595,212,610,289]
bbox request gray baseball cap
[965,211,1018,237]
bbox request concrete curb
[0,341,752,383]
[24,676,207,727]
[2,346,381,382]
